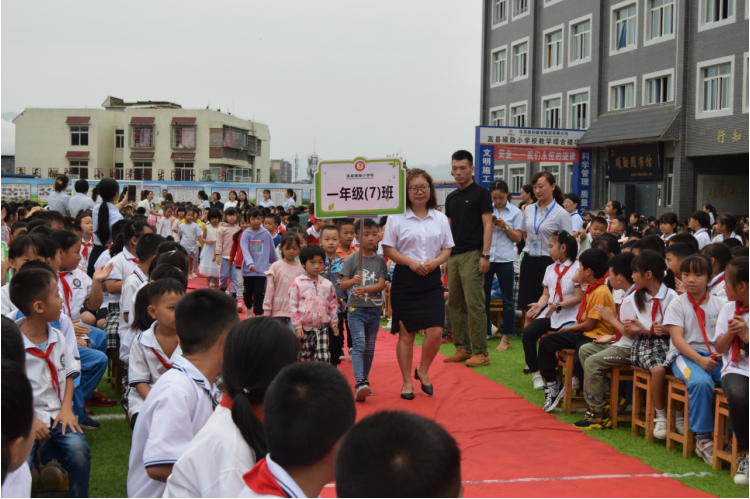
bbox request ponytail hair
[222,317,300,458]
[725,256,749,288]
[50,230,80,252]
[54,174,69,193]
[148,248,190,275]
[530,172,564,205]
[286,188,297,202]
[610,200,624,216]
[702,243,732,274]
[94,178,120,246]
[521,184,537,204]
[549,229,578,262]
[632,250,667,312]
[110,219,151,257]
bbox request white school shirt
[258,199,274,208]
[2,465,32,498]
[127,321,182,417]
[1,282,17,319]
[712,232,743,244]
[520,200,573,257]
[94,249,112,308]
[616,284,678,349]
[106,247,138,304]
[164,403,256,498]
[79,237,94,269]
[118,267,149,361]
[238,454,306,498]
[57,269,92,321]
[708,272,727,300]
[693,228,711,250]
[713,301,749,378]
[18,318,80,426]
[68,192,95,219]
[489,203,522,263]
[661,233,675,244]
[127,355,219,499]
[381,208,455,263]
[540,259,580,329]
[663,293,727,364]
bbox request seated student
[689,211,712,250]
[10,268,90,498]
[713,256,749,485]
[592,234,621,258]
[538,249,615,413]
[335,411,462,498]
[703,243,732,299]
[521,231,582,391]
[663,254,728,465]
[240,362,356,498]
[127,289,240,498]
[609,215,628,240]
[164,317,299,497]
[578,216,608,258]
[666,243,698,294]
[712,213,743,244]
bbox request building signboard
[606,142,662,182]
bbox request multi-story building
[270,159,293,183]
[480,0,748,218]
[12,96,271,184]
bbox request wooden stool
[631,367,655,441]
[713,388,739,475]
[606,366,634,428]
[666,375,694,458]
[556,349,587,414]
[489,299,503,329]
[108,348,125,396]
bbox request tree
[269,170,277,183]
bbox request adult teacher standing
[88,178,129,277]
[443,150,494,368]
[382,169,454,400]
[518,172,572,327]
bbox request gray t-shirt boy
[341,251,388,308]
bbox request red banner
[494,146,579,162]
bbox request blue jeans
[484,261,516,338]
[348,307,380,382]
[273,316,296,334]
[220,257,235,292]
[671,352,723,436]
[73,347,108,423]
[27,418,91,498]
[87,326,107,355]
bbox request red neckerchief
[242,458,288,498]
[614,284,637,340]
[647,298,663,340]
[725,302,749,371]
[687,292,717,360]
[81,238,93,260]
[151,348,173,371]
[553,262,573,303]
[130,257,140,264]
[607,220,613,233]
[710,273,725,290]
[576,273,609,323]
[27,343,61,401]
[58,271,73,317]
[220,394,264,421]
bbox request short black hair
[337,218,355,231]
[247,209,263,220]
[608,251,635,284]
[614,215,629,230]
[723,237,742,249]
[680,253,711,275]
[320,224,339,238]
[264,213,280,226]
[8,234,47,260]
[207,208,222,222]
[336,411,462,498]
[356,218,379,233]
[633,234,666,257]
[9,268,57,316]
[451,150,473,166]
[549,230,578,261]
[74,179,89,194]
[264,362,355,468]
[665,242,696,260]
[132,277,186,332]
[38,210,65,226]
[174,289,239,355]
[591,216,608,228]
[690,210,710,229]
[288,214,300,224]
[565,193,581,206]
[1,316,26,366]
[299,244,325,265]
[579,248,609,278]
[1,360,34,484]
[702,243,733,272]
[592,234,620,256]
[135,233,166,262]
[659,212,678,226]
[668,232,700,253]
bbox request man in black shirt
[443,150,493,367]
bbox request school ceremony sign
[314,156,406,218]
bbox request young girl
[713,256,749,485]
[127,276,187,429]
[663,254,728,464]
[712,213,743,244]
[229,219,248,313]
[659,212,678,244]
[703,243,732,299]
[157,205,174,239]
[199,208,221,288]
[163,317,299,497]
[91,219,127,329]
[215,208,240,295]
[263,232,305,329]
[522,230,583,390]
[76,211,94,270]
[605,200,623,233]
[173,206,186,242]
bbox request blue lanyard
[533,201,556,236]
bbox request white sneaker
[491,324,498,335]
[734,454,749,485]
[653,417,667,440]
[675,415,685,436]
[571,377,580,391]
[191,272,198,279]
[695,439,714,466]
[384,319,392,330]
[532,373,545,390]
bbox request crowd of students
[1,163,748,496]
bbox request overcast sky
[1,1,482,181]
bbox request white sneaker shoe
[384,319,392,330]
[675,415,685,436]
[532,373,545,390]
[735,454,749,485]
[191,272,198,279]
[653,417,667,440]
[695,439,714,466]
[491,324,498,335]
[571,377,580,391]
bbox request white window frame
[564,163,574,193]
[644,0,676,46]
[510,37,530,82]
[695,55,735,119]
[173,162,195,182]
[542,24,565,74]
[743,52,748,114]
[698,0,736,31]
[610,0,639,56]
[608,76,638,111]
[115,129,125,149]
[510,100,529,127]
[489,105,507,126]
[544,0,564,7]
[566,87,591,129]
[509,165,526,193]
[541,93,563,128]
[512,0,531,21]
[493,165,506,181]
[490,45,508,88]
[492,0,509,28]
[568,14,593,67]
[541,163,561,188]
[133,161,153,181]
[665,158,674,206]
[642,68,675,105]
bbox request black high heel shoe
[414,367,433,396]
[401,391,415,400]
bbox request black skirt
[517,255,554,311]
[390,264,445,334]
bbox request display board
[1,183,31,202]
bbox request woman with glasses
[382,169,454,400]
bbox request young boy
[319,225,348,365]
[339,218,388,401]
[537,249,615,413]
[666,243,696,293]
[240,209,278,316]
[306,216,326,245]
[689,210,712,250]
[335,411,463,498]
[578,216,608,258]
[610,215,628,240]
[336,219,357,260]
[127,289,239,498]
[178,209,202,279]
[10,268,90,498]
[240,362,356,498]
[263,213,282,248]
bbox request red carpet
[188,278,710,497]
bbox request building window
[513,0,529,17]
[542,164,560,186]
[491,48,507,85]
[705,0,733,23]
[256,170,261,183]
[743,52,749,113]
[612,82,635,110]
[70,126,89,146]
[649,0,674,39]
[510,166,525,192]
[544,98,561,128]
[512,41,528,80]
[511,104,527,127]
[491,107,506,126]
[646,74,673,104]
[113,163,124,180]
[115,130,124,148]
[173,126,196,149]
[173,162,194,181]
[569,91,589,129]
[546,30,563,69]
[570,18,591,63]
[68,161,89,180]
[493,0,508,25]
[131,126,154,148]
[133,162,153,181]
[613,3,637,52]
[665,158,674,206]
[703,63,732,111]
[565,163,573,193]
[494,168,504,181]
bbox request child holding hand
[263,232,304,330]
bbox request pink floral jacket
[289,274,339,331]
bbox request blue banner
[476,145,495,188]
[570,148,593,214]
